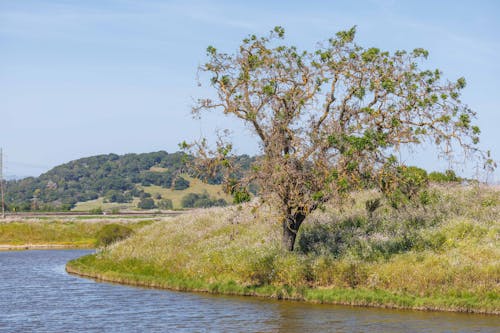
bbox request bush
[298,206,446,261]
[90,207,103,215]
[104,190,132,203]
[172,176,190,190]
[180,193,199,208]
[365,198,381,218]
[137,197,156,209]
[95,224,133,248]
[140,171,173,187]
[298,216,368,257]
[158,199,173,210]
[429,170,461,183]
[181,192,227,208]
[233,188,251,204]
[339,260,368,288]
[381,165,429,208]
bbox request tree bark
[282,222,297,251]
[281,212,306,251]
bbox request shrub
[60,203,74,211]
[429,169,461,183]
[104,190,132,203]
[95,224,133,248]
[298,223,342,256]
[140,171,173,187]
[137,197,156,209]
[158,199,173,210]
[249,251,278,285]
[365,198,381,218]
[172,176,190,190]
[90,207,103,215]
[339,260,368,288]
[297,216,368,257]
[181,192,227,208]
[233,188,251,204]
[298,203,448,261]
[382,166,429,208]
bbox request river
[0,250,498,332]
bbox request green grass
[66,185,499,313]
[0,218,157,248]
[68,253,499,313]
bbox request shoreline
[0,218,156,251]
[66,256,500,315]
[0,244,93,251]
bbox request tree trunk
[282,222,297,251]
[281,212,306,251]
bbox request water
[0,250,498,332]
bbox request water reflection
[0,250,498,332]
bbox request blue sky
[1,0,499,182]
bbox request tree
[190,27,494,251]
[172,175,190,190]
[158,198,173,210]
[137,197,156,210]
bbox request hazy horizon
[1,0,499,182]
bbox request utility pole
[0,148,5,218]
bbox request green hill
[4,151,253,212]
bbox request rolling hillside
[4,151,254,212]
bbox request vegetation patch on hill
[140,176,232,209]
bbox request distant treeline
[4,151,254,211]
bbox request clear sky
[1,0,499,182]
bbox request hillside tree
[189,27,494,251]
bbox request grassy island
[66,185,499,314]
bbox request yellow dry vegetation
[68,185,500,313]
[140,175,232,209]
[73,198,140,212]
[72,175,232,212]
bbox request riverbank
[0,244,92,251]
[0,217,160,249]
[66,254,499,314]
[66,186,499,314]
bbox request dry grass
[72,175,231,211]
[72,198,141,212]
[139,175,232,209]
[0,217,158,247]
[68,185,500,313]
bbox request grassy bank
[67,186,499,314]
[0,217,157,249]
